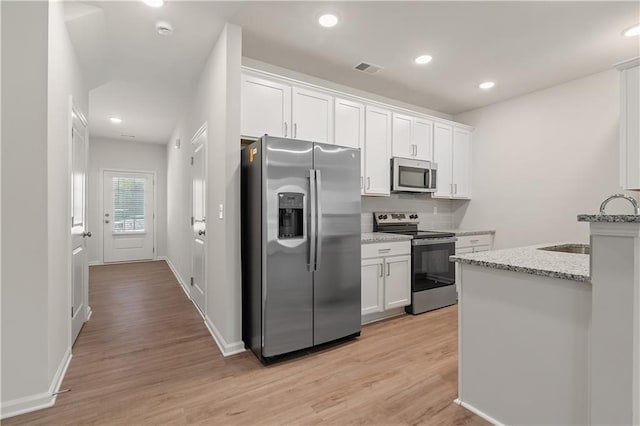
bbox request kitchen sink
[538,244,590,255]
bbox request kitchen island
[451,244,592,425]
[451,214,640,426]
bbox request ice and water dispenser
[278,192,304,239]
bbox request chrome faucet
[599,194,640,216]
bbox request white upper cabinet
[292,86,333,143]
[335,97,365,193]
[616,57,640,191]
[392,114,433,161]
[392,113,413,158]
[413,118,433,162]
[452,127,472,199]
[433,123,454,198]
[433,123,472,199]
[241,69,472,198]
[241,74,291,139]
[365,105,392,196]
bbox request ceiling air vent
[353,62,383,75]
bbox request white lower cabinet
[383,255,411,309]
[455,233,494,254]
[361,258,385,314]
[361,241,411,319]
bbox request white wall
[2,0,88,417]
[47,0,88,386]
[87,138,167,263]
[1,1,50,407]
[453,69,639,249]
[166,23,243,355]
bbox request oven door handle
[411,237,457,246]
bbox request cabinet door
[335,98,365,193]
[433,123,453,198]
[361,258,384,315]
[452,127,472,199]
[241,74,291,139]
[384,255,411,310]
[292,86,333,143]
[364,105,392,196]
[392,113,413,158]
[413,118,433,162]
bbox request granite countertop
[577,214,640,223]
[361,232,413,244]
[433,228,496,237]
[450,243,590,282]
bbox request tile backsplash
[361,193,455,232]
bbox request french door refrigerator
[241,135,361,362]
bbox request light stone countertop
[361,232,413,244]
[450,243,590,282]
[432,228,496,237]
[577,214,640,223]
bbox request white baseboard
[204,315,245,357]
[454,398,504,426]
[159,256,190,299]
[160,257,243,357]
[1,348,72,420]
[86,306,92,321]
[89,257,166,267]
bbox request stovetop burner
[372,212,455,239]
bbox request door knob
[198,230,206,236]
[83,231,92,238]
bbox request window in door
[111,177,146,233]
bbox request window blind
[112,177,145,232]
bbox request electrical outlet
[433,206,438,215]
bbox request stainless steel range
[373,212,457,314]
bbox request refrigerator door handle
[308,169,317,271]
[315,169,323,269]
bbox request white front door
[103,170,155,263]
[190,125,207,314]
[71,107,89,344]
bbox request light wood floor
[5,261,485,425]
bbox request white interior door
[71,108,89,344]
[103,171,154,263]
[191,126,207,314]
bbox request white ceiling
[66,1,242,143]
[67,1,640,144]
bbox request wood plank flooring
[5,260,485,425]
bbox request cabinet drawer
[456,234,493,249]
[362,241,411,259]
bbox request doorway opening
[102,170,156,263]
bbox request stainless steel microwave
[391,157,437,193]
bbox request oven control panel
[373,212,420,225]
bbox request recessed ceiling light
[479,81,495,90]
[156,21,173,36]
[623,23,640,37]
[110,117,122,124]
[318,14,339,28]
[142,0,163,7]
[414,55,433,65]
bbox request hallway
[5,261,484,425]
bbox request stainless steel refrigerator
[241,135,361,362]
